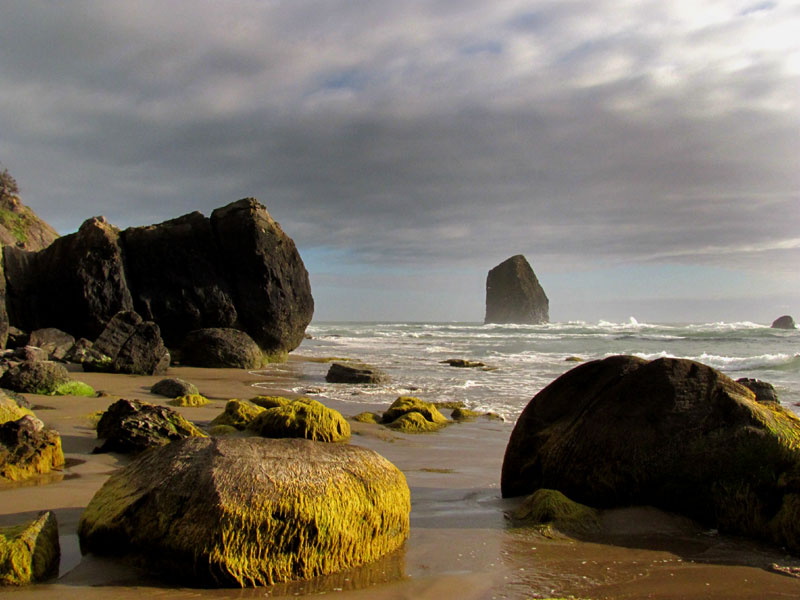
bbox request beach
[3,356,800,599]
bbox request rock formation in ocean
[484,255,549,324]
[1,198,314,357]
[501,355,800,552]
[78,437,410,587]
[771,315,797,329]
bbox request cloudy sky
[1,1,798,323]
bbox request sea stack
[771,315,797,330]
[484,255,549,324]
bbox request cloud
[0,0,798,300]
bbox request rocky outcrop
[246,398,351,442]
[771,315,797,329]
[501,355,800,552]
[2,199,313,358]
[0,415,65,482]
[380,397,449,433]
[484,255,548,324]
[78,437,410,587]
[181,328,263,369]
[325,362,389,384]
[94,398,206,454]
[3,217,134,340]
[89,311,170,375]
[210,399,266,430]
[0,511,60,585]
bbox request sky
[1,0,798,324]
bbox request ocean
[287,319,800,421]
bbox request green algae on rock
[209,399,266,430]
[51,380,96,397]
[501,355,800,553]
[451,407,481,421]
[0,360,71,394]
[249,395,291,409]
[208,424,239,436]
[352,412,381,424]
[0,416,65,482]
[168,394,210,407]
[509,489,599,535]
[247,398,350,442]
[78,437,410,587]
[381,397,448,426]
[0,392,33,424]
[385,411,445,433]
[0,511,60,586]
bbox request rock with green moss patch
[509,489,599,535]
[208,424,238,436]
[51,380,95,397]
[385,411,445,433]
[0,360,70,394]
[501,355,800,553]
[451,407,481,421]
[249,395,290,409]
[78,437,409,587]
[0,391,33,424]
[247,398,350,442]
[168,394,210,407]
[94,398,206,454]
[0,415,65,482]
[209,399,266,430]
[381,397,448,426]
[0,511,60,585]
[352,412,381,424]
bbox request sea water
[287,319,800,421]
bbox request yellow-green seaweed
[0,394,33,424]
[385,411,445,433]
[209,399,266,430]
[249,395,291,409]
[451,407,481,421]
[78,437,410,587]
[352,412,381,424]
[247,398,350,442]
[51,380,95,397]
[381,397,448,426]
[208,424,239,436]
[0,511,60,585]
[168,394,210,407]
[0,423,65,482]
[510,488,599,535]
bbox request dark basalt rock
[0,415,65,482]
[210,199,313,354]
[28,328,75,362]
[88,311,169,375]
[736,377,779,404]
[325,362,389,384]
[3,217,134,340]
[120,212,239,347]
[771,315,797,329]
[501,355,800,552]
[150,378,199,399]
[181,328,264,369]
[0,361,71,394]
[484,255,548,324]
[94,398,206,454]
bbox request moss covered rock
[451,407,481,421]
[168,394,210,407]
[381,397,448,426]
[509,489,599,534]
[385,412,445,433]
[209,399,266,430]
[51,380,95,397]
[352,412,381,424]
[0,511,60,585]
[94,398,206,454]
[247,398,350,442]
[249,395,291,409]
[208,424,238,436]
[0,416,65,482]
[0,360,70,394]
[0,392,33,424]
[78,437,410,587]
[501,355,800,552]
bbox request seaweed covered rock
[0,360,70,394]
[150,378,199,398]
[508,489,599,535]
[451,407,481,421]
[209,399,266,430]
[385,411,444,433]
[501,355,800,552]
[381,397,448,426]
[0,415,65,482]
[247,398,350,442]
[168,394,210,407]
[249,395,290,409]
[325,362,389,384]
[94,399,206,454]
[352,412,381,424]
[78,437,410,587]
[0,511,60,585]
[0,391,32,424]
[181,328,264,369]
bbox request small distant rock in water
[325,362,389,384]
[736,378,779,404]
[771,315,797,329]
[440,358,486,368]
[484,255,549,324]
[564,356,583,362]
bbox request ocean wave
[628,351,800,372]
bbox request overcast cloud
[1,1,798,321]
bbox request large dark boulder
[484,255,548,324]
[94,398,206,454]
[210,199,313,355]
[3,217,134,339]
[771,315,797,329]
[120,212,238,347]
[78,437,410,587]
[181,327,264,369]
[501,355,800,552]
[89,311,170,375]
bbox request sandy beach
[3,358,800,599]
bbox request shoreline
[2,360,800,599]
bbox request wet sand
[3,359,800,599]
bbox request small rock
[150,378,199,398]
[246,398,350,442]
[325,362,389,384]
[737,378,779,404]
[771,315,797,329]
[0,415,65,482]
